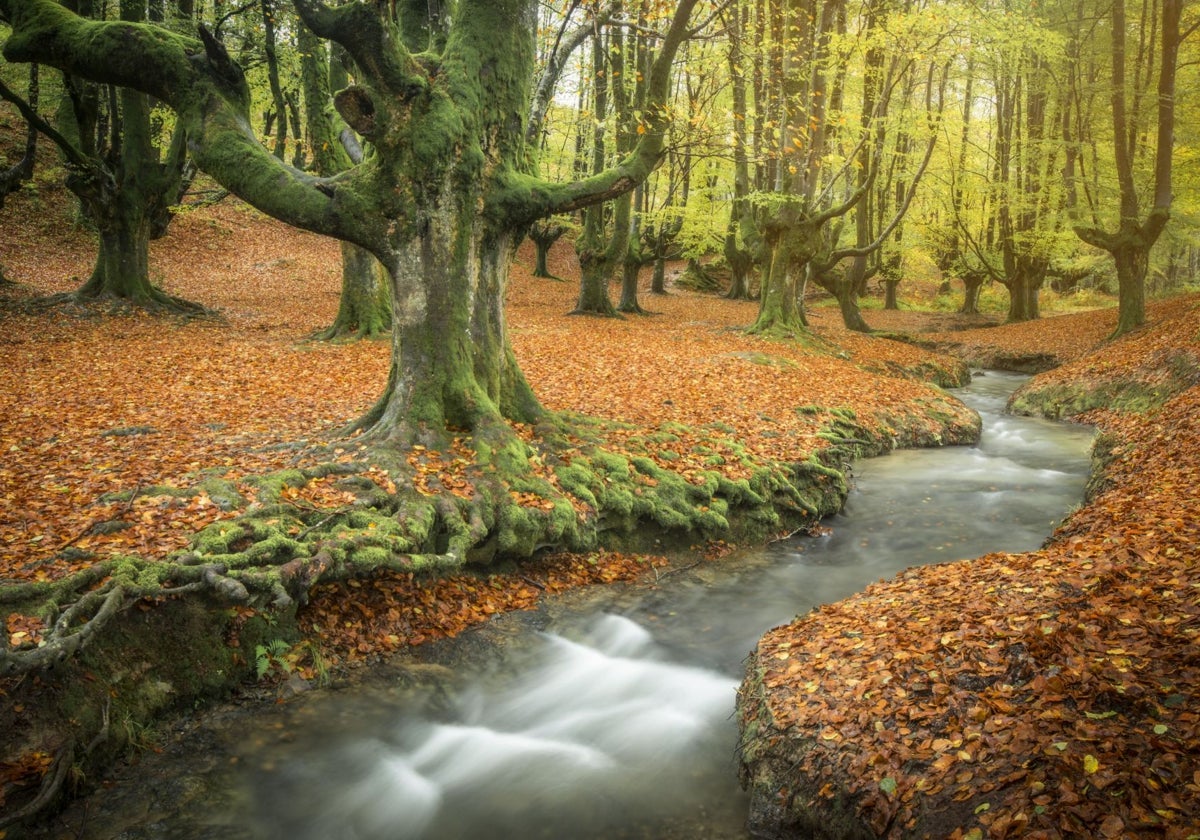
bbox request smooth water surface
[37,372,1095,840]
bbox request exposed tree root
[9,289,219,321]
[1,394,976,681]
[0,737,75,831]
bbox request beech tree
[0,0,702,589]
[1069,0,1185,336]
[1,0,697,431]
[1,1,199,310]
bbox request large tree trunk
[1001,257,1046,323]
[750,233,808,334]
[1113,239,1149,336]
[77,208,152,301]
[356,216,540,442]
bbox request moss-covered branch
[1,0,389,258]
[293,0,425,96]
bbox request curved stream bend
[33,371,1095,840]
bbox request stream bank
[737,370,1200,836]
[17,371,1098,839]
[1,354,978,835]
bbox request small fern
[254,638,293,680]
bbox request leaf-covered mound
[738,297,1200,839]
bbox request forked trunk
[356,203,540,442]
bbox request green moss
[1010,379,1172,419]
[244,469,308,504]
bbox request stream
[33,371,1096,840]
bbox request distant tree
[0,64,38,284]
[1069,0,1185,337]
[298,24,391,340]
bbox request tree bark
[299,23,392,340]
[529,220,568,280]
[960,271,986,316]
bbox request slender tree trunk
[881,250,901,310]
[650,256,668,294]
[960,272,985,315]
[314,242,392,340]
[261,0,288,161]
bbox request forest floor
[1,187,1198,838]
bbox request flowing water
[35,371,1095,840]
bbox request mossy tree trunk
[299,23,391,340]
[44,0,196,310]
[2,0,699,444]
[812,266,872,334]
[618,196,651,314]
[314,242,392,340]
[529,219,568,280]
[70,73,194,309]
[749,216,820,335]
